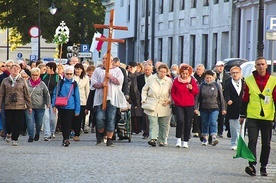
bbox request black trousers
[58,109,74,141]
[5,110,24,141]
[142,112,149,137]
[72,106,86,136]
[192,114,201,135]
[247,118,273,167]
[175,106,194,141]
[217,113,224,135]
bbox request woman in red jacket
[171,64,199,148]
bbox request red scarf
[30,78,41,87]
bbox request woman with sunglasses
[52,66,80,147]
[25,68,50,142]
[171,64,199,148]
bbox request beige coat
[141,74,172,117]
[0,77,32,110]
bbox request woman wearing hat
[171,64,199,148]
[52,66,80,147]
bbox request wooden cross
[94,9,128,110]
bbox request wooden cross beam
[94,9,128,110]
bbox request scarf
[9,74,21,87]
[30,77,41,87]
[177,76,191,84]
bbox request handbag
[142,97,159,111]
[55,83,74,107]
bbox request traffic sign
[28,26,39,38]
[30,55,37,61]
[78,52,92,58]
[266,15,276,40]
[80,44,90,52]
[17,53,23,58]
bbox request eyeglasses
[230,72,240,74]
[31,74,39,76]
[65,73,73,76]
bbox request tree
[0,0,105,57]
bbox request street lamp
[257,0,264,57]
[38,1,57,60]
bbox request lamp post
[38,1,57,60]
[257,0,264,57]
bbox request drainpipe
[151,0,155,63]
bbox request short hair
[205,70,215,76]
[74,63,86,79]
[37,63,46,70]
[86,65,95,72]
[113,57,120,62]
[230,66,241,73]
[195,64,205,70]
[46,62,57,72]
[6,60,14,66]
[31,67,40,74]
[255,56,266,64]
[158,64,169,72]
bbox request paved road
[0,128,275,183]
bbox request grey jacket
[195,82,225,111]
[27,80,50,109]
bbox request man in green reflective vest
[240,57,276,176]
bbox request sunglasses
[31,74,39,76]
[65,73,73,76]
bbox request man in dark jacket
[214,61,231,138]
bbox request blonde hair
[31,67,40,74]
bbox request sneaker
[28,138,34,142]
[260,166,267,176]
[63,140,70,147]
[96,134,103,145]
[103,136,107,144]
[212,138,219,146]
[51,133,55,138]
[245,165,256,176]
[182,141,189,148]
[12,140,18,146]
[34,134,39,141]
[5,134,11,143]
[106,139,114,147]
[84,126,90,134]
[44,137,51,141]
[193,133,199,137]
[73,136,80,141]
[217,133,223,138]
[70,131,75,138]
[231,146,237,151]
[202,139,208,146]
[148,139,156,147]
[175,138,181,147]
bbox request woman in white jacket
[72,63,90,141]
[141,64,172,147]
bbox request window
[214,0,219,4]
[158,38,163,61]
[127,0,131,22]
[179,36,184,63]
[203,0,209,6]
[168,37,173,66]
[213,33,218,65]
[180,0,185,10]
[202,34,208,67]
[169,0,174,12]
[190,35,196,67]
[224,0,229,2]
[191,0,196,8]
[159,0,163,14]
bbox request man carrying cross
[91,53,127,147]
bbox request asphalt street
[0,127,275,183]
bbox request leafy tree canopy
[0,0,105,50]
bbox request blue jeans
[95,101,117,133]
[25,109,45,138]
[43,106,57,137]
[200,110,219,136]
[229,119,240,147]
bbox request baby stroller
[117,108,132,142]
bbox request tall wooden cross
[94,9,128,110]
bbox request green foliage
[0,0,105,54]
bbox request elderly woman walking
[0,63,32,146]
[26,68,51,142]
[171,64,199,148]
[141,64,172,147]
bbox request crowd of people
[0,55,275,176]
